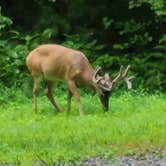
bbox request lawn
[0,90,166,164]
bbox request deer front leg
[68,80,84,116]
[33,76,40,114]
[66,89,72,114]
[45,81,63,112]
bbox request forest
[0,0,166,165]
[0,0,166,91]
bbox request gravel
[79,150,166,166]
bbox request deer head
[93,65,134,111]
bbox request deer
[26,44,133,116]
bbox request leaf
[42,29,54,40]
[159,34,166,44]
[102,17,114,30]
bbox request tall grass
[0,90,166,164]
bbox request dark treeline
[0,0,166,91]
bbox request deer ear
[104,73,110,81]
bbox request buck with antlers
[26,44,133,116]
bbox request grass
[0,90,166,164]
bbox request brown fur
[26,44,98,115]
[27,44,95,85]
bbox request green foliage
[0,0,166,91]
[129,0,166,19]
[63,34,104,62]
[0,7,12,31]
[0,92,166,163]
[0,8,54,87]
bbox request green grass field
[0,90,166,164]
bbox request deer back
[26,44,94,84]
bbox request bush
[0,8,54,87]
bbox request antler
[112,65,134,89]
[124,76,134,89]
[92,66,103,83]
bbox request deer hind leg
[45,81,63,112]
[66,89,73,114]
[68,80,84,116]
[33,76,40,114]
